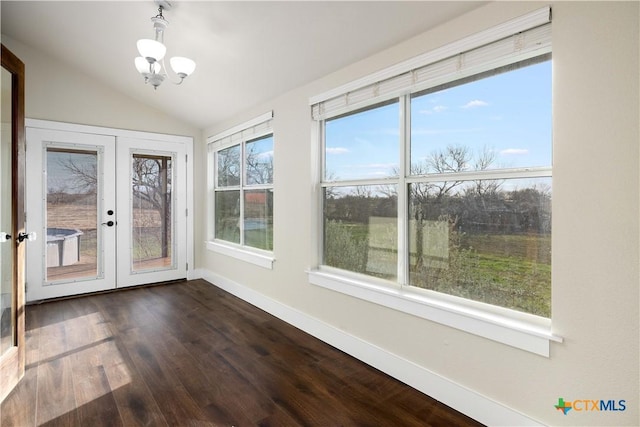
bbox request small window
[209,113,274,259]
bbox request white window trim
[309,8,562,356]
[207,240,274,270]
[308,268,561,357]
[207,111,274,268]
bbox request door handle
[102,221,115,227]
[17,232,37,243]
[0,232,11,243]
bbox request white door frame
[116,137,187,288]
[25,119,195,302]
[25,128,117,300]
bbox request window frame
[207,112,274,269]
[309,8,562,356]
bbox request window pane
[46,149,98,282]
[244,190,273,251]
[215,191,240,244]
[408,177,551,317]
[410,60,552,174]
[131,154,173,272]
[216,145,240,187]
[323,185,397,280]
[0,68,13,355]
[325,101,400,181]
[246,135,273,185]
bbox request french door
[25,128,188,301]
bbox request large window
[208,113,274,263]
[313,15,552,324]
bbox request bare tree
[426,145,469,198]
[58,157,98,193]
[131,156,171,258]
[409,144,496,269]
[216,145,240,186]
[245,144,273,185]
[471,146,502,196]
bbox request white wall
[0,35,199,140]
[199,2,639,425]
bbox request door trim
[25,119,195,300]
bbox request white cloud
[462,99,489,109]
[412,127,483,135]
[256,150,273,159]
[326,147,350,154]
[419,105,448,115]
[500,148,529,156]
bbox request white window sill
[307,269,562,357]
[206,241,274,270]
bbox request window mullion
[317,121,326,266]
[239,141,246,246]
[397,95,410,286]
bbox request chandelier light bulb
[170,57,196,78]
[137,39,166,62]
[135,57,161,75]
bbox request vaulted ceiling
[1,1,485,129]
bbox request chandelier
[134,1,196,89]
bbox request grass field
[324,220,551,317]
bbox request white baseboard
[200,269,543,427]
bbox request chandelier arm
[160,57,186,85]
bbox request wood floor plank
[118,328,210,425]
[0,363,38,427]
[2,280,484,427]
[35,357,78,426]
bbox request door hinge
[186,263,189,271]
[185,154,188,162]
[185,208,188,217]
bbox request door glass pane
[1,67,14,355]
[46,148,99,282]
[131,154,174,272]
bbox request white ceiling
[1,1,485,129]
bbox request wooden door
[0,45,26,402]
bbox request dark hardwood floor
[1,280,484,426]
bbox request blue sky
[325,60,552,181]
